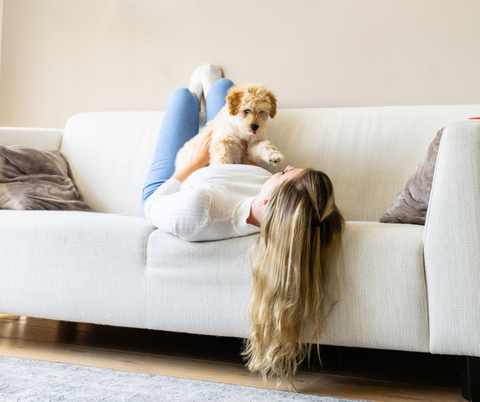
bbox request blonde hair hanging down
[243,169,345,386]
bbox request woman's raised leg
[140,87,199,216]
[205,78,235,123]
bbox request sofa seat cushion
[145,222,428,352]
[0,210,155,328]
[145,231,257,337]
[322,221,428,352]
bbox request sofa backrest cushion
[61,106,480,220]
[61,112,161,217]
[265,105,480,222]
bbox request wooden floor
[0,314,464,401]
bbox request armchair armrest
[424,120,480,356]
[0,127,64,150]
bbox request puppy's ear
[266,91,277,118]
[226,87,244,116]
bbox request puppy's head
[226,84,277,136]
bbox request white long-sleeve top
[144,164,272,242]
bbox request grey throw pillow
[379,127,443,225]
[0,144,91,212]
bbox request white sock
[189,65,203,106]
[202,63,223,99]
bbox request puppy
[175,84,284,171]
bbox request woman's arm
[146,185,211,240]
[171,130,213,183]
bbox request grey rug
[0,356,368,402]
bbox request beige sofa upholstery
[425,121,480,357]
[1,106,479,363]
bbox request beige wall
[0,0,479,129]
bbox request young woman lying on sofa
[140,63,345,383]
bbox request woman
[142,64,345,381]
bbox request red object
[469,117,480,119]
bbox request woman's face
[259,166,305,199]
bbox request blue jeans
[140,78,235,216]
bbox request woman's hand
[192,130,213,167]
[171,130,212,183]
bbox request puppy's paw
[268,151,285,166]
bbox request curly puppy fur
[175,84,284,171]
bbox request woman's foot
[189,65,203,108]
[202,63,223,100]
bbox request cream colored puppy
[175,84,284,171]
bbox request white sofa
[1,105,480,399]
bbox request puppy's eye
[259,111,263,115]
[244,110,250,114]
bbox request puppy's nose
[251,124,259,132]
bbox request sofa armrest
[0,127,64,150]
[424,120,480,356]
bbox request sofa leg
[458,356,480,401]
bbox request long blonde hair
[243,169,345,383]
